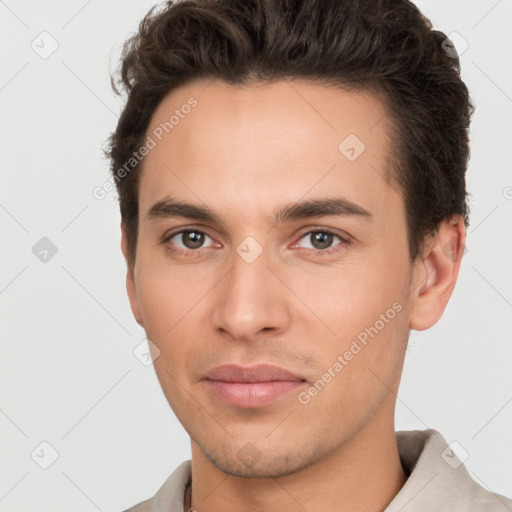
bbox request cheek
[290,260,409,400]
[137,274,195,409]
[300,311,408,431]
[135,259,209,337]
[134,261,210,372]
[285,256,404,335]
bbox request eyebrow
[146,196,373,225]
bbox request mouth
[203,364,307,408]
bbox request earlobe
[120,222,145,328]
[408,215,466,331]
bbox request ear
[408,214,466,331]
[120,221,144,328]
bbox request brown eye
[297,230,342,251]
[169,230,212,250]
[311,232,334,250]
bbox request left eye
[296,230,344,251]
[168,230,216,250]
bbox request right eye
[163,229,221,256]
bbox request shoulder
[121,497,152,512]
[120,460,192,512]
[391,429,512,512]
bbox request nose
[211,242,292,342]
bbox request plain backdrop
[1,0,511,510]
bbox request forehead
[139,78,400,227]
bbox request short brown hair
[104,0,475,268]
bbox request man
[104,0,512,510]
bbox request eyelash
[161,228,350,258]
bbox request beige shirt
[123,429,512,511]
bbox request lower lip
[204,380,305,408]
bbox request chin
[196,437,326,479]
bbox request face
[122,78,451,478]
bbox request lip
[205,364,305,382]
[203,364,306,408]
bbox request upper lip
[204,364,305,383]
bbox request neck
[186,411,408,512]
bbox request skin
[121,78,466,512]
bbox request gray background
[1,0,511,510]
